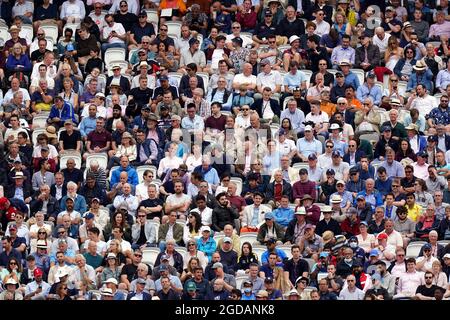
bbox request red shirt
[87,129,112,149]
[274,183,283,201]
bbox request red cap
[33,268,43,277]
[0,197,8,209]
[377,233,388,240]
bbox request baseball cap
[83,212,95,220]
[232,37,243,45]
[136,278,146,285]
[264,277,274,283]
[295,207,306,215]
[381,125,392,132]
[336,180,345,186]
[367,71,376,78]
[332,150,341,158]
[371,273,382,281]
[260,58,271,66]
[159,75,169,81]
[34,268,43,277]
[212,262,223,269]
[200,226,211,233]
[186,282,197,292]
[369,249,380,257]
[139,10,147,17]
[264,8,272,16]
[308,153,317,161]
[417,151,428,158]
[356,195,365,201]
[264,212,274,220]
[160,254,169,262]
[377,233,388,240]
[443,253,450,259]
[223,237,232,243]
[326,168,335,176]
[107,253,117,259]
[266,238,277,244]
[159,264,168,271]
[428,135,438,143]
[104,278,118,285]
[359,221,368,227]
[304,125,313,132]
[423,243,432,250]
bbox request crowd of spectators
[0,0,450,301]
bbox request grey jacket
[132,221,157,245]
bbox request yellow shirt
[407,204,422,222]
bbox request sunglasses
[134,254,143,257]
[120,4,128,7]
[326,145,333,148]
[58,231,66,234]
[336,75,344,78]
[268,41,276,44]
[38,231,47,234]
[160,28,168,31]
[138,215,146,218]
[425,277,433,279]
[232,26,240,29]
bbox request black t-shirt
[416,284,439,297]
[139,198,164,219]
[284,258,310,284]
[152,85,179,100]
[254,22,277,40]
[120,263,138,282]
[113,12,138,32]
[59,129,81,150]
[400,177,416,190]
[129,87,153,107]
[31,49,50,63]
[130,23,156,44]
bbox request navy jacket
[251,98,281,118]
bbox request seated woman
[58,77,79,114]
[107,132,137,170]
[5,43,32,78]
[154,42,178,72]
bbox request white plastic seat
[86,153,108,170]
[145,9,159,24]
[106,60,128,76]
[350,68,365,86]
[0,26,10,45]
[252,245,266,262]
[213,232,225,244]
[32,128,46,146]
[230,177,243,196]
[301,69,313,88]
[239,232,257,245]
[165,21,182,38]
[109,166,119,181]
[197,72,209,93]
[148,220,160,241]
[235,275,248,290]
[136,165,158,183]
[375,81,384,93]
[327,69,338,76]
[168,72,182,87]
[304,258,316,271]
[62,24,79,40]
[32,116,48,128]
[292,162,308,172]
[59,154,82,169]
[406,242,427,258]
[41,25,58,44]
[104,48,126,68]
[142,247,160,265]
[397,80,408,95]
[438,240,449,247]
[20,24,33,40]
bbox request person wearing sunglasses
[312,9,331,37]
[60,0,85,24]
[414,271,441,300]
[101,14,127,53]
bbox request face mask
[244,288,252,294]
[344,258,353,264]
[349,242,358,249]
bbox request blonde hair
[273,266,290,294]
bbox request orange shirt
[348,97,362,111]
[320,102,336,118]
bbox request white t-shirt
[102,22,126,44]
[211,48,225,70]
[233,73,257,93]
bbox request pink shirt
[398,271,424,296]
[429,21,450,38]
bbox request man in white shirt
[312,9,330,37]
[101,14,127,53]
[60,0,86,23]
[89,3,107,32]
[232,63,257,94]
[109,0,139,15]
[113,183,139,217]
[255,59,282,101]
[31,52,57,83]
[165,181,191,220]
[372,27,391,56]
[407,84,438,118]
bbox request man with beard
[427,96,450,133]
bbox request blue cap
[381,125,392,132]
[319,252,329,258]
[371,273,381,281]
[369,249,379,257]
[326,168,335,175]
[66,43,74,51]
[423,243,432,250]
[83,212,95,219]
[159,75,169,81]
[265,212,274,220]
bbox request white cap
[304,125,313,131]
[200,226,211,233]
[101,288,114,296]
[443,253,450,259]
[104,278,118,285]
